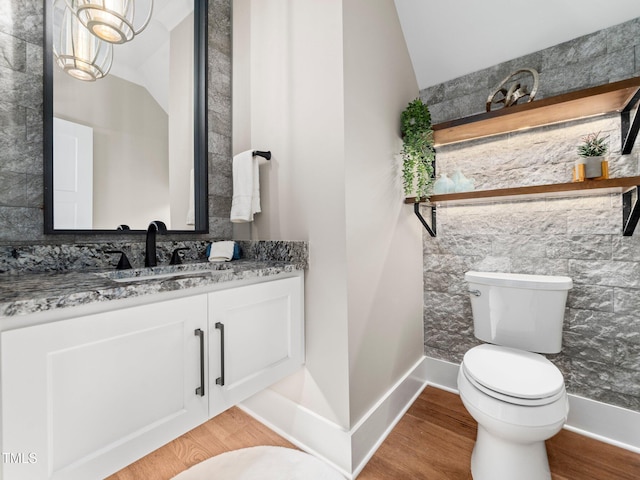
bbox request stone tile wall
[420,17,640,412]
[0,0,232,244]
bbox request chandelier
[65,0,154,44]
[53,0,113,81]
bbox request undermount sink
[96,262,231,283]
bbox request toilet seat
[462,344,565,407]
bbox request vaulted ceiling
[394,0,640,90]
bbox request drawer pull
[194,328,205,396]
[215,322,225,386]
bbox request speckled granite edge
[0,260,304,318]
[0,241,308,274]
[0,240,308,319]
[237,241,308,268]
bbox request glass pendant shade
[53,1,113,81]
[65,0,154,44]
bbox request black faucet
[145,220,167,267]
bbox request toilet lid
[462,344,564,402]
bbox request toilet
[457,271,573,480]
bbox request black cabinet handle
[215,322,225,386]
[194,328,205,396]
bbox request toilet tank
[465,271,573,354]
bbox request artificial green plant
[401,98,435,199]
[577,131,609,157]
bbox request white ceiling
[394,0,640,90]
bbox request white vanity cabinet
[1,294,209,480]
[0,273,304,480]
[208,276,304,416]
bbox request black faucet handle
[105,250,133,270]
[170,247,190,265]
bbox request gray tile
[423,254,477,275]
[614,287,640,314]
[614,340,640,371]
[0,206,42,241]
[25,173,42,208]
[0,65,42,109]
[569,260,640,288]
[208,194,231,217]
[546,235,612,260]
[420,83,445,107]
[510,257,569,276]
[567,285,614,312]
[0,171,26,205]
[422,234,492,257]
[563,330,615,364]
[542,31,607,71]
[25,40,42,76]
[0,30,26,72]
[612,236,640,261]
[491,235,547,258]
[606,17,640,53]
[0,0,43,45]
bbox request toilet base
[471,425,551,480]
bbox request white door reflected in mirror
[53,118,93,230]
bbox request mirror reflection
[46,0,207,232]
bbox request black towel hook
[252,150,271,160]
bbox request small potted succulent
[576,132,608,180]
[401,98,435,199]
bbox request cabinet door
[1,295,208,480]
[208,275,304,416]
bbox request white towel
[231,150,261,222]
[208,241,235,262]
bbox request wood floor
[109,386,640,480]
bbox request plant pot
[576,156,605,179]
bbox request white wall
[234,0,351,428]
[232,0,423,433]
[342,0,424,425]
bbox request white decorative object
[451,169,476,192]
[433,173,455,194]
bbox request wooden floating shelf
[405,176,640,205]
[406,177,640,237]
[432,77,640,148]
[408,176,640,204]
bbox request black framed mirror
[43,0,208,234]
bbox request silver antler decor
[486,68,539,112]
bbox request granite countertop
[0,259,305,318]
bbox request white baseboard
[420,356,640,453]
[239,357,428,479]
